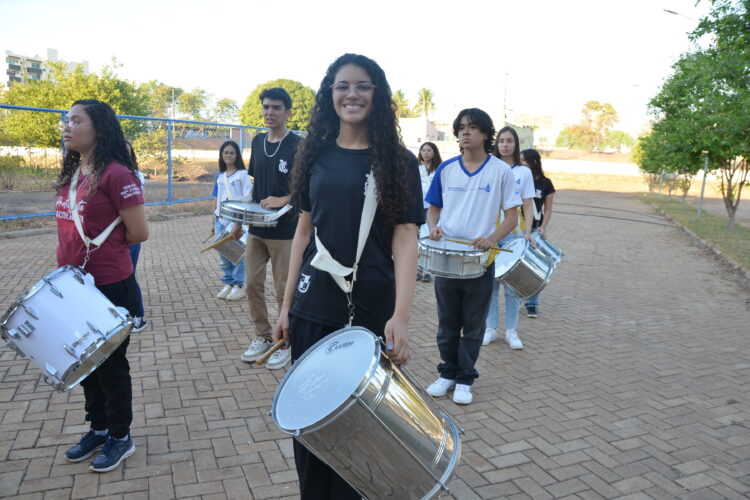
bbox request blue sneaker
[89,435,136,472]
[64,430,107,462]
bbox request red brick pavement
[1,190,749,499]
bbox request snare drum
[532,232,564,267]
[418,237,488,279]
[214,223,248,265]
[494,236,554,299]
[272,326,462,499]
[219,200,292,227]
[0,266,132,391]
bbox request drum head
[494,237,526,277]
[273,327,379,433]
[418,237,482,254]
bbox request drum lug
[71,331,90,347]
[108,307,122,319]
[17,320,35,337]
[43,279,64,299]
[21,304,39,320]
[64,344,76,357]
[72,271,85,285]
[45,363,58,377]
[6,341,25,357]
[4,328,21,340]
[86,321,104,338]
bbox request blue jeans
[486,234,521,331]
[128,243,145,318]
[215,219,245,286]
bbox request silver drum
[219,201,292,227]
[533,232,564,267]
[495,236,554,299]
[418,237,488,279]
[214,223,248,265]
[271,327,462,499]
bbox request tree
[139,81,182,118]
[413,87,435,118]
[648,0,750,231]
[177,88,209,121]
[556,124,597,150]
[212,98,239,123]
[239,79,315,132]
[392,90,415,118]
[605,130,634,152]
[0,60,149,148]
[555,101,620,151]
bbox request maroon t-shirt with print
[56,161,144,285]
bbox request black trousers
[434,265,494,385]
[289,313,381,500]
[80,273,138,439]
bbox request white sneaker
[266,348,291,370]
[225,286,246,301]
[453,384,473,404]
[217,284,232,299]
[241,338,272,362]
[426,377,456,397]
[505,329,523,349]
[482,328,498,346]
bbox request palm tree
[414,88,435,118]
[392,90,413,118]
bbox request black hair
[418,142,443,174]
[452,108,495,154]
[125,141,139,171]
[218,140,246,173]
[521,148,547,180]
[260,87,292,110]
[290,53,414,227]
[56,99,136,196]
[494,126,522,166]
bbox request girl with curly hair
[55,99,148,472]
[273,53,424,499]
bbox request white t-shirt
[502,164,536,232]
[214,169,253,216]
[425,154,521,240]
[418,163,436,209]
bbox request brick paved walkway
[1,190,748,499]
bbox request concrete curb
[0,227,56,239]
[653,205,750,287]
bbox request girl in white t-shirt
[484,126,536,350]
[417,142,442,282]
[212,141,253,301]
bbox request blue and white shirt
[212,169,253,216]
[425,154,520,240]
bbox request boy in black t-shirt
[240,88,300,370]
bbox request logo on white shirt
[278,159,288,174]
[298,273,311,293]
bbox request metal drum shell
[417,238,487,279]
[495,238,554,300]
[213,227,248,265]
[533,233,564,267]
[219,201,289,227]
[271,327,462,499]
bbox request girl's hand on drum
[384,316,410,365]
[429,226,444,241]
[272,308,290,346]
[538,228,546,239]
[230,225,242,241]
[261,196,284,209]
[524,233,536,246]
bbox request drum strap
[310,172,377,325]
[69,168,123,270]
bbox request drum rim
[271,326,381,435]
[417,237,487,257]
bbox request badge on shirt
[279,159,288,174]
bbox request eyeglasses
[57,120,89,132]
[330,83,376,95]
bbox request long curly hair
[56,99,136,197]
[290,53,414,227]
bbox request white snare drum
[0,266,133,392]
[418,237,488,279]
[533,232,564,267]
[214,223,248,265]
[272,326,462,499]
[219,201,293,227]
[494,236,554,299]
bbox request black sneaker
[526,305,539,318]
[422,273,433,283]
[64,430,107,462]
[132,317,148,333]
[90,435,136,472]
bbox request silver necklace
[263,130,290,158]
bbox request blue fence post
[167,120,173,203]
[60,111,67,156]
[239,127,245,153]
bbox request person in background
[417,141,442,282]
[125,141,148,332]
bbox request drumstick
[444,238,513,253]
[201,233,213,244]
[199,234,234,253]
[255,339,286,366]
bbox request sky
[0,0,710,136]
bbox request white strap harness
[310,172,377,325]
[68,168,123,269]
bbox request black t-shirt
[532,176,555,229]
[290,143,424,330]
[248,132,301,239]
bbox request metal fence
[0,104,294,221]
